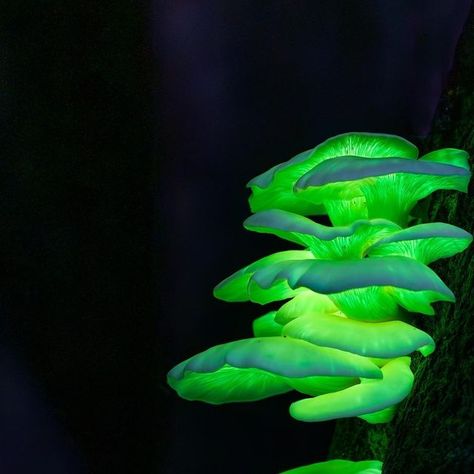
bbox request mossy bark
[328,9,474,474]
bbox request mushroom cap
[252,311,283,337]
[289,356,414,422]
[168,337,382,404]
[244,210,400,259]
[367,222,473,264]
[247,132,418,215]
[280,459,383,474]
[247,149,325,216]
[297,156,469,190]
[248,256,454,319]
[420,147,470,170]
[275,291,340,325]
[253,311,362,396]
[282,312,435,358]
[213,250,314,302]
[295,156,470,226]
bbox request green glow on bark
[167,133,471,473]
[280,459,383,474]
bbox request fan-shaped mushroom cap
[213,250,314,302]
[280,459,383,474]
[275,292,340,325]
[282,312,435,357]
[247,149,325,216]
[420,147,470,169]
[247,133,418,215]
[168,337,382,404]
[367,222,473,264]
[289,357,413,422]
[248,256,454,319]
[296,156,471,226]
[244,210,400,259]
[252,311,283,337]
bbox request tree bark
[329,8,474,474]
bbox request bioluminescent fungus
[295,155,470,226]
[247,256,454,317]
[252,311,284,337]
[247,132,418,216]
[168,132,471,473]
[167,337,381,404]
[244,210,400,259]
[281,313,435,358]
[213,249,313,302]
[289,357,414,423]
[366,222,473,264]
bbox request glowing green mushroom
[244,209,400,259]
[248,256,454,319]
[168,133,471,473]
[289,357,414,423]
[282,312,435,357]
[275,291,340,325]
[168,337,382,404]
[247,132,418,215]
[295,156,471,226]
[213,249,313,302]
[420,147,470,169]
[252,311,283,337]
[280,459,383,474]
[366,222,473,264]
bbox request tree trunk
[329,8,474,474]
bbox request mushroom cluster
[167,133,471,473]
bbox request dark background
[0,1,471,473]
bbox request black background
[0,1,471,473]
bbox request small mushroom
[289,357,414,423]
[244,209,400,259]
[247,132,418,215]
[168,337,382,404]
[367,222,473,264]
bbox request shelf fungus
[247,132,418,216]
[244,210,400,259]
[167,133,471,473]
[295,155,470,226]
[366,222,473,264]
[289,357,414,423]
[167,337,381,404]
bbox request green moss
[367,427,390,461]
